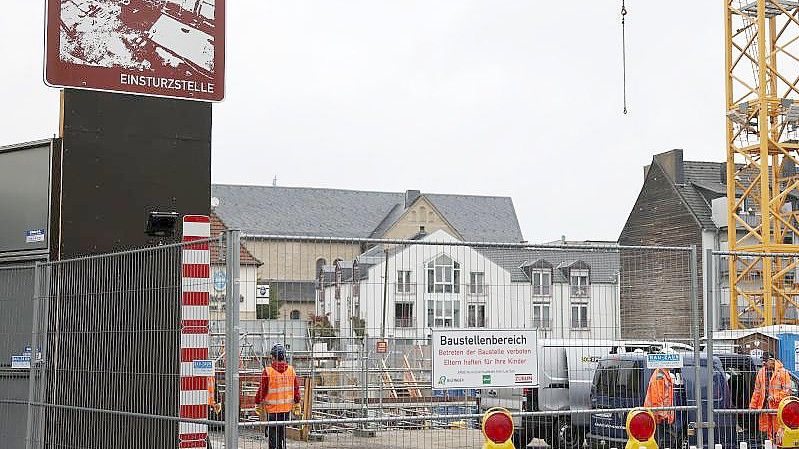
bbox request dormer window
[570,269,590,297]
[532,270,552,296]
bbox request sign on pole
[376,341,388,354]
[45,0,225,101]
[432,329,537,389]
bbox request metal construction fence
[3,232,789,449]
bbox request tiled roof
[210,212,262,266]
[210,184,524,243]
[479,247,621,283]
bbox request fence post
[25,262,41,449]
[705,249,716,449]
[225,230,241,449]
[690,245,704,449]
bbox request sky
[0,1,724,243]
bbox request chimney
[653,149,685,185]
[405,189,421,208]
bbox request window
[290,310,301,320]
[467,304,486,327]
[532,303,550,329]
[397,270,413,293]
[316,258,327,276]
[532,270,551,296]
[426,255,460,293]
[571,303,589,329]
[395,303,413,327]
[570,269,590,297]
[469,272,485,295]
[427,299,460,327]
[595,360,642,398]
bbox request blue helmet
[270,344,286,361]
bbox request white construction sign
[432,328,537,389]
[646,353,683,369]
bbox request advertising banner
[432,328,537,389]
[46,0,225,101]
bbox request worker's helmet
[271,344,286,361]
[763,352,776,362]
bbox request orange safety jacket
[750,360,792,434]
[644,368,675,424]
[207,376,216,406]
[263,365,298,414]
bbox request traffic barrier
[625,408,657,449]
[482,407,515,449]
[778,397,799,448]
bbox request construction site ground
[208,429,548,448]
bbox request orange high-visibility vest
[750,361,792,434]
[265,365,296,413]
[207,376,216,406]
[644,368,675,424]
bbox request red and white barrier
[180,215,211,448]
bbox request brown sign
[46,0,225,101]
[376,341,388,354]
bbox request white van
[479,339,692,449]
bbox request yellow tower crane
[725,0,799,328]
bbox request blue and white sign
[25,229,46,243]
[192,359,214,376]
[11,355,31,369]
[646,353,683,369]
[213,271,226,292]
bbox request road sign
[376,340,388,354]
[45,0,225,101]
[432,329,537,389]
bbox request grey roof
[480,248,620,283]
[211,184,524,242]
[423,194,523,242]
[676,161,724,230]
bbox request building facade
[319,230,620,341]
[210,185,525,319]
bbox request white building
[318,230,620,341]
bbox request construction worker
[750,352,792,441]
[255,344,300,449]
[644,365,675,448]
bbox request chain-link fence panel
[0,264,36,449]
[25,237,224,449]
[709,250,799,449]
[223,235,701,449]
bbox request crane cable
[621,0,628,114]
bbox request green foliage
[309,314,336,339]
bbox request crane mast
[726,0,799,328]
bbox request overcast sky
[1,1,723,242]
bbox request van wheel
[556,421,584,449]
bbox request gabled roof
[210,184,524,242]
[678,161,724,230]
[210,212,262,266]
[480,248,620,283]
